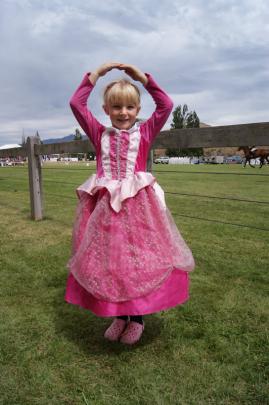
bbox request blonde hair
[103,79,140,107]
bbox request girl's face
[103,102,141,130]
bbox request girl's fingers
[109,62,122,68]
[96,62,145,82]
[97,62,122,76]
[118,64,135,72]
[118,65,136,77]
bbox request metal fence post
[26,136,43,220]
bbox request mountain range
[42,134,87,144]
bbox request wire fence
[1,164,269,232]
[154,169,269,177]
[2,179,269,206]
[1,121,269,219]
[42,166,96,172]
[172,212,269,232]
[165,192,269,205]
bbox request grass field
[0,163,268,404]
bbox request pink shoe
[120,321,144,345]
[104,318,128,342]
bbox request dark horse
[238,146,269,168]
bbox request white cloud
[0,0,269,145]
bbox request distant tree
[74,128,82,140]
[171,104,189,129]
[186,110,200,128]
[169,104,202,157]
[166,147,181,157]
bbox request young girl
[65,62,195,345]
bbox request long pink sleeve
[140,74,173,144]
[69,73,105,148]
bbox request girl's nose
[120,107,128,115]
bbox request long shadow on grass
[52,278,163,355]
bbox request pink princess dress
[65,73,195,316]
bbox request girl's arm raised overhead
[69,74,104,147]
[70,63,122,146]
[140,74,173,144]
[118,63,173,143]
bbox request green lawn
[0,163,268,404]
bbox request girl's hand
[89,62,121,85]
[89,62,148,86]
[96,62,122,77]
[118,64,148,85]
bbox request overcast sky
[0,0,269,146]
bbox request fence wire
[41,163,269,176]
[43,167,96,172]
[154,169,269,177]
[1,165,269,232]
[165,192,269,205]
[2,177,269,205]
[172,212,269,232]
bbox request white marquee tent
[0,144,22,150]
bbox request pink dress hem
[65,269,189,317]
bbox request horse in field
[238,146,269,168]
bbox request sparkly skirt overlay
[65,176,195,316]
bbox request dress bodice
[98,125,141,180]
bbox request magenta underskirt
[65,270,189,317]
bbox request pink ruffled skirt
[65,185,194,316]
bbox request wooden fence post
[147,149,154,172]
[26,136,43,220]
